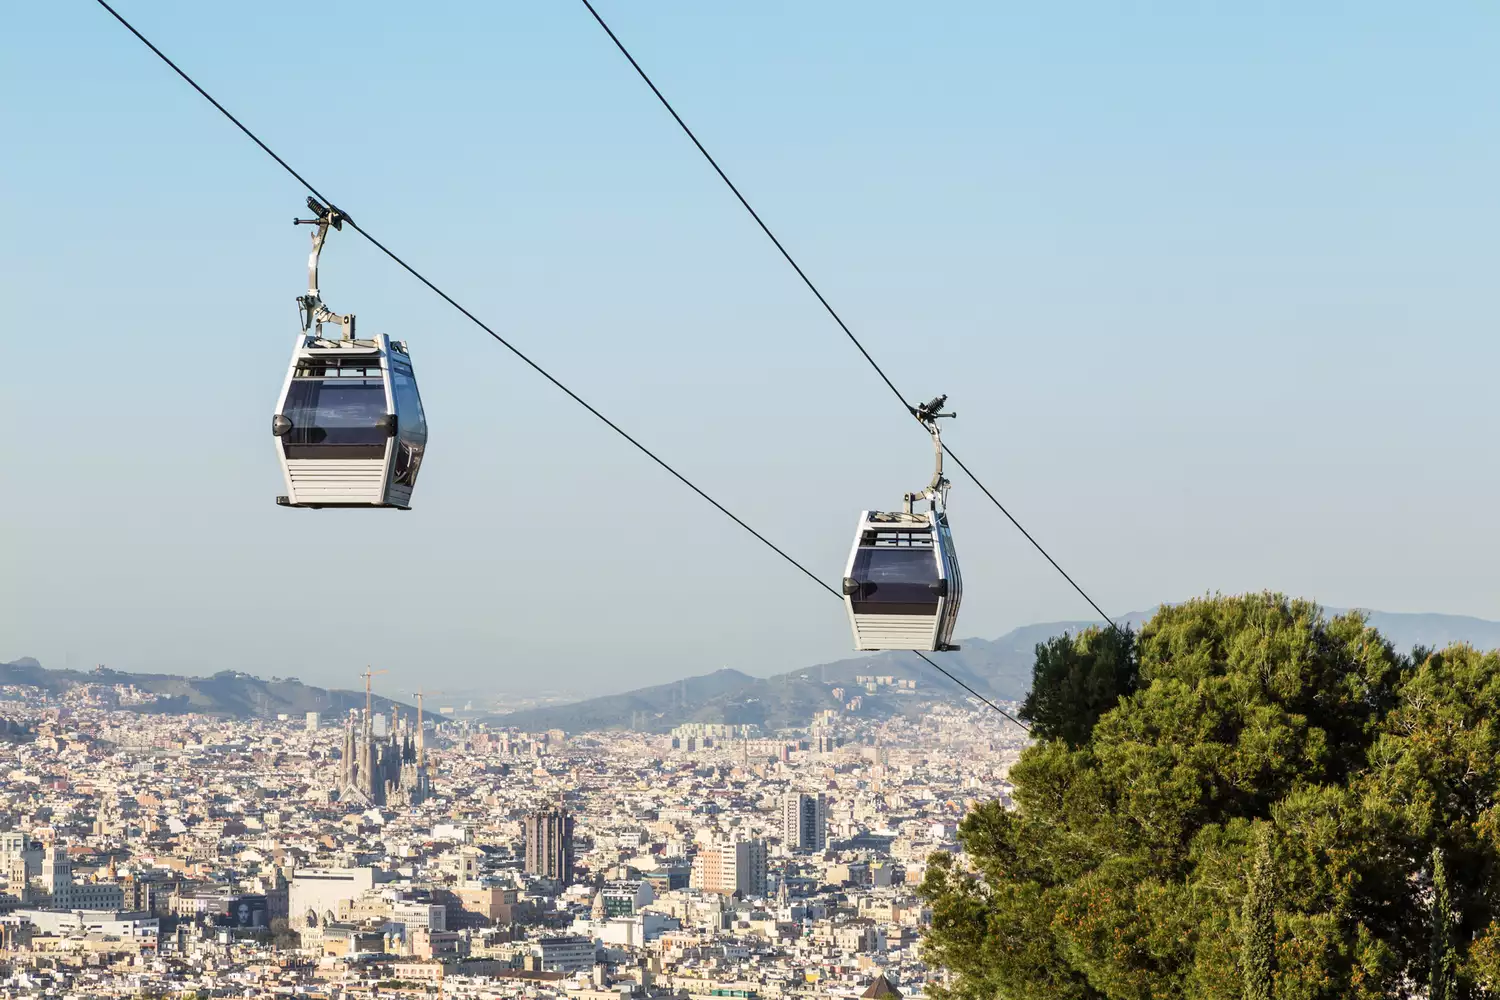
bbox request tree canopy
[1019,621,1138,747]
[922,593,1500,1000]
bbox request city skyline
[0,669,1013,992]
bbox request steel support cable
[90,0,1027,732]
[578,0,1121,634]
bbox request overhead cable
[90,0,1028,732]
[578,0,1119,633]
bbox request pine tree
[1243,827,1275,1000]
[1431,845,1457,1000]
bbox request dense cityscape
[0,674,1024,998]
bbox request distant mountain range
[4,607,1496,728]
[0,659,413,721]
[481,607,1500,733]
[1332,609,1500,653]
[478,623,1134,734]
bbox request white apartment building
[57,881,126,911]
[532,934,596,972]
[390,900,446,932]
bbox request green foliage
[922,593,1500,1000]
[1242,827,1275,1000]
[1020,623,1138,746]
[1431,846,1457,1000]
[1473,922,1500,992]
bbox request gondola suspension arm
[294,196,356,340]
[904,395,955,515]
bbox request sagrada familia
[338,699,433,808]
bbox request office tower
[690,840,767,897]
[305,712,320,731]
[524,807,575,885]
[782,792,829,853]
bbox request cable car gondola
[841,396,962,652]
[272,199,428,509]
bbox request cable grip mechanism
[904,394,955,515]
[294,197,356,340]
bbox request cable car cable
[577,0,1120,634]
[90,0,1027,732]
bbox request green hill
[6,606,1492,731]
[0,659,414,720]
[481,606,1500,733]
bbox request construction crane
[360,667,388,718]
[413,688,442,769]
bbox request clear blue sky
[3,1,1497,698]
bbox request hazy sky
[3,2,1497,698]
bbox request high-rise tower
[782,792,828,853]
[523,807,575,885]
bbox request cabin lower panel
[284,459,390,506]
[849,613,941,651]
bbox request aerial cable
[578,0,1120,634]
[90,0,1027,732]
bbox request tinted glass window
[390,368,426,486]
[390,368,427,443]
[850,547,939,611]
[281,378,388,457]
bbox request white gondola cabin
[271,198,428,510]
[840,396,962,652]
[273,333,426,509]
[842,509,961,651]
